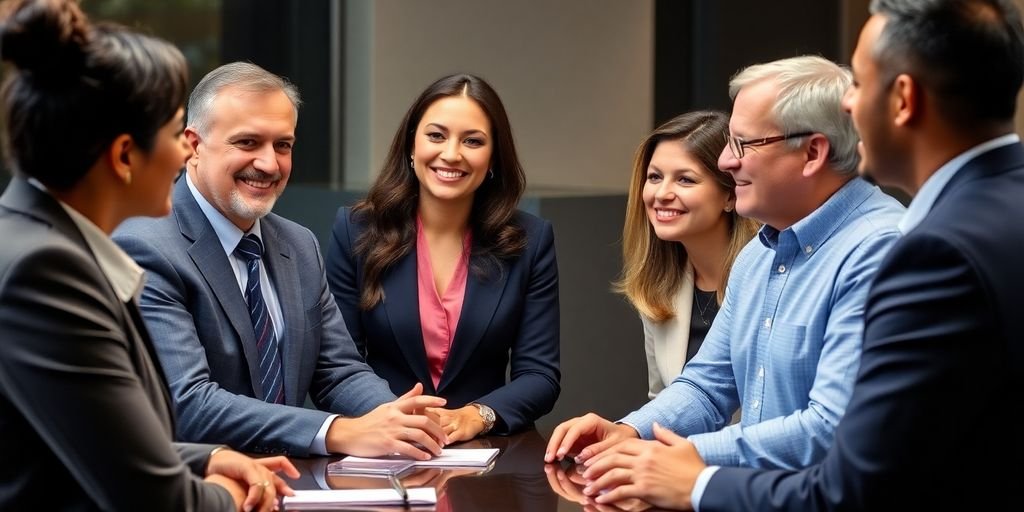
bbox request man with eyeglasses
[561,0,1024,510]
[545,55,904,475]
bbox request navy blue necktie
[235,234,285,404]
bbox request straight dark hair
[870,0,1024,125]
[352,73,527,309]
[0,0,188,190]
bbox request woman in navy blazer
[327,74,560,441]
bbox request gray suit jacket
[0,178,232,511]
[114,177,395,456]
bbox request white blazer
[641,265,694,399]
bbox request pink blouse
[416,217,471,389]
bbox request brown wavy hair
[614,111,760,321]
[352,74,527,309]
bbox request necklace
[694,289,716,326]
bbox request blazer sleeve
[325,207,366,355]
[700,232,993,510]
[474,219,561,434]
[174,443,220,477]
[116,231,335,457]
[0,242,233,511]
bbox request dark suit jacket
[0,178,231,511]
[114,178,395,456]
[326,207,560,434]
[702,142,1024,510]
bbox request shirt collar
[758,177,877,256]
[185,173,263,255]
[898,133,1020,234]
[27,179,145,302]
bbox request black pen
[387,472,409,507]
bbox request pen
[387,472,409,507]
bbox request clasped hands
[543,413,707,511]
[325,382,492,461]
[205,448,299,512]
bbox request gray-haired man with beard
[115,62,448,459]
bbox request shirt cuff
[310,414,339,455]
[615,420,646,439]
[691,465,720,512]
[688,431,739,467]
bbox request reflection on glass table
[284,429,659,511]
[544,460,655,512]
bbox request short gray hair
[187,61,302,136]
[729,55,859,175]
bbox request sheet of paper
[342,448,500,468]
[282,487,437,508]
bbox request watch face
[476,404,496,431]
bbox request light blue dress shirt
[621,177,904,471]
[692,134,1021,511]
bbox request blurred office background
[6,0,1020,433]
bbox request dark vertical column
[653,0,694,127]
[221,0,334,185]
[655,0,842,119]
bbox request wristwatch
[471,403,496,434]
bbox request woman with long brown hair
[615,111,759,398]
[327,74,560,442]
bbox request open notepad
[328,448,500,475]
[283,488,437,509]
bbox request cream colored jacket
[640,265,694,399]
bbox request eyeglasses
[725,131,814,159]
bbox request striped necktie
[234,234,285,404]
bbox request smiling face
[411,95,492,209]
[718,79,811,230]
[643,140,733,244]
[185,85,296,231]
[132,107,190,218]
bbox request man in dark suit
[114,62,447,458]
[578,0,1024,509]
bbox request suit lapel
[174,180,264,396]
[382,249,435,392]
[438,255,509,392]
[259,218,304,406]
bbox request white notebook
[339,448,500,469]
[283,487,437,508]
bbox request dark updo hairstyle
[0,0,188,190]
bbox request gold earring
[125,172,132,186]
